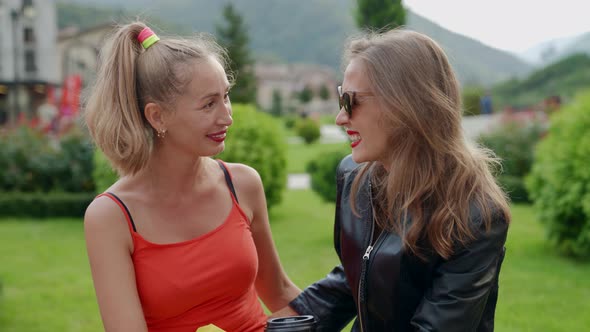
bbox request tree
[269,89,283,117]
[355,0,406,30]
[215,3,257,104]
[298,85,313,104]
[319,84,330,100]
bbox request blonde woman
[276,29,511,331]
[84,22,299,332]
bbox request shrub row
[0,192,95,218]
[1,104,289,217]
[0,126,94,193]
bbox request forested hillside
[493,53,590,108]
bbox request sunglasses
[337,85,374,117]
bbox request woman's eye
[203,101,215,109]
[224,92,230,102]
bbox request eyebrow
[199,83,231,100]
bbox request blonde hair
[84,22,229,175]
[347,29,510,260]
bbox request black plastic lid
[266,315,316,331]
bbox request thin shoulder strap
[95,192,138,232]
[216,160,239,203]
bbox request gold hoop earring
[157,128,167,138]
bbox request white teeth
[349,134,361,142]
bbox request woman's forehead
[343,59,371,91]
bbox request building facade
[0,0,59,125]
[57,23,113,92]
[255,63,340,115]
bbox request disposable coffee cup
[265,315,317,332]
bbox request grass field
[285,142,348,173]
[1,192,589,331]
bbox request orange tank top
[97,161,267,332]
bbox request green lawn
[286,142,348,173]
[1,195,589,331]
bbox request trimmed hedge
[526,90,590,259]
[0,192,95,218]
[0,126,94,193]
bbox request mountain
[492,53,590,108]
[561,32,590,58]
[520,32,590,66]
[405,12,532,86]
[57,0,532,86]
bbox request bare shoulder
[223,162,263,194]
[84,195,131,241]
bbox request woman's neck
[135,147,211,196]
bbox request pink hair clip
[137,27,160,49]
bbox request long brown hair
[84,22,229,175]
[348,29,510,260]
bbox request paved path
[288,173,311,190]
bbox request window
[25,50,36,72]
[24,27,35,43]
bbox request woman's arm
[84,197,148,332]
[288,265,357,330]
[228,163,301,312]
[411,214,509,331]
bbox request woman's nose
[335,107,349,126]
[220,103,233,126]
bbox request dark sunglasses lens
[342,92,352,116]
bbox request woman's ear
[144,102,166,132]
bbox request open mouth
[347,130,361,148]
[207,130,227,142]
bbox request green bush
[306,148,350,202]
[0,192,95,218]
[478,120,545,203]
[92,149,118,194]
[284,114,298,129]
[217,104,287,209]
[525,90,590,259]
[0,126,94,193]
[295,118,321,144]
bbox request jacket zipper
[357,180,375,332]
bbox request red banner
[60,74,82,117]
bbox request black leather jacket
[290,155,508,331]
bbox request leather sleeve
[410,213,509,332]
[288,265,357,331]
[288,155,358,331]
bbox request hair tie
[137,27,160,50]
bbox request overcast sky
[403,0,590,54]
